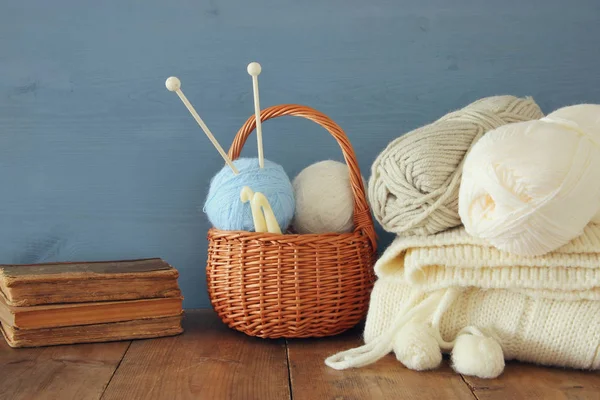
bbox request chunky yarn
[204,157,295,231]
[459,104,600,256]
[368,96,543,236]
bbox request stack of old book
[0,258,183,348]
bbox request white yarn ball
[393,322,442,371]
[459,104,600,256]
[292,160,360,234]
[451,334,505,379]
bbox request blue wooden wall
[1,0,599,308]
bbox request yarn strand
[325,290,448,370]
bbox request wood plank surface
[101,310,290,400]
[286,327,476,400]
[0,339,130,400]
[463,362,600,400]
[3,310,600,400]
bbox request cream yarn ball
[369,95,543,236]
[292,160,359,234]
[459,104,600,257]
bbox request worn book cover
[0,258,181,306]
[0,294,183,329]
[1,314,184,348]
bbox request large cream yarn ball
[368,96,544,236]
[292,160,359,234]
[459,104,600,256]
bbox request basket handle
[228,104,377,249]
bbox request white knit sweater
[376,223,600,300]
[364,280,600,370]
[325,224,600,373]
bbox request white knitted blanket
[325,223,600,373]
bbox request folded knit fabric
[325,224,600,377]
[377,223,600,300]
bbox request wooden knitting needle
[165,76,239,175]
[247,62,265,168]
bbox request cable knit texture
[368,95,543,236]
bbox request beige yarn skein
[368,96,544,236]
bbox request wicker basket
[206,104,377,338]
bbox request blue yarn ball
[204,157,295,231]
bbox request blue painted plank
[1,0,599,307]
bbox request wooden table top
[1,310,599,400]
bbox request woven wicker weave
[206,104,377,338]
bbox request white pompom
[393,322,442,371]
[451,334,504,379]
[459,104,600,256]
[292,160,361,234]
